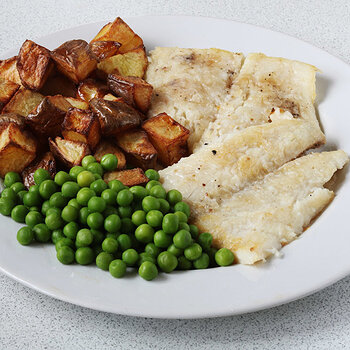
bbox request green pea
[54,171,72,186]
[17,226,34,245]
[158,198,170,214]
[61,205,79,222]
[63,221,79,240]
[208,247,219,267]
[87,212,104,229]
[144,169,160,181]
[61,181,80,198]
[25,211,43,227]
[153,230,172,248]
[166,189,182,205]
[96,251,114,271]
[184,243,202,261]
[10,182,25,193]
[167,243,183,257]
[117,234,132,251]
[75,247,94,265]
[103,205,119,217]
[173,229,192,249]
[46,207,62,216]
[129,185,148,201]
[194,253,210,269]
[109,259,126,278]
[104,214,121,233]
[28,184,40,195]
[2,188,18,202]
[17,190,27,203]
[149,185,166,199]
[174,201,190,218]
[41,200,51,216]
[142,196,160,212]
[177,256,192,270]
[69,166,84,180]
[76,188,95,206]
[11,205,28,223]
[145,243,161,258]
[118,206,132,218]
[102,237,118,254]
[0,198,15,216]
[179,222,190,231]
[162,213,179,234]
[135,224,154,244]
[86,162,103,176]
[120,218,135,234]
[77,170,95,188]
[145,180,161,191]
[138,252,156,266]
[33,223,51,243]
[146,210,163,227]
[23,191,42,207]
[57,246,75,265]
[29,206,40,212]
[101,154,118,171]
[108,179,125,193]
[4,171,21,187]
[101,189,117,205]
[79,207,90,225]
[157,251,178,273]
[51,229,65,244]
[45,213,63,230]
[215,248,234,266]
[55,237,74,251]
[76,228,93,247]
[39,180,57,200]
[68,198,81,210]
[174,211,188,223]
[49,192,67,208]
[122,248,139,266]
[198,232,213,251]
[34,168,51,185]
[82,155,96,169]
[189,224,199,239]
[116,189,133,207]
[138,261,158,281]
[131,210,146,226]
[91,229,105,245]
[90,179,107,195]
[88,196,106,213]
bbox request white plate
[0,15,349,319]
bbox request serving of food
[0,15,349,316]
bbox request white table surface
[1,0,349,349]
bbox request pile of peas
[0,154,234,281]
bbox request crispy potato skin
[103,168,148,186]
[0,123,37,177]
[0,113,26,131]
[40,71,78,97]
[90,41,120,61]
[2,88,44,116]
[116,129,157,169]
[142,113,190,166]
[90,17,143,54]
[77,79,108,102]
[62,108,101,150]
[49,137,90,168]
[94,140,126,169]
[21,151,56,188]
[107,74,153,113]
[0,79,20,112]
[26,95,72,137]
[89,97,142,136]
[0,56,22,85]
[17,40,53,90]
[51,40,97,83]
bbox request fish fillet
[194,151,348,264]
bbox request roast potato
[116,129,157,169]
[89,97,142,136]
[91,17,143,54]
[0,56,22,85]
[17,40,53,90]
[51,40,97,83]
[0,113,26,130]
[142,113,190,166]
[0,122,37,177]
[21,151,56,188]
[93,140,126,169]
[64,97,89,110]
[77,79,108,102]
[62,108,101,150]
[0,79,20,112]
[2,88,44,116]
[26,95,72,137]
[103,168,149,187]
[40,72,78,97]
[107,74,153,113]
[90,41,120,61]
[49,136,90,168]
[103,93,123,102]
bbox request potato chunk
[0,113,26,131]
[91,17,143,54]
[51,40,97,83]
[142,113,190,166]
[90,41,120,61]
[40,72,77,97]
[21,151,56,188]
[116,129,157,169]
[103,93,123,102]
[49,137,90,168]
[2,88,44,116]
[103,168,148,187]
[93,140,126,169]
[90,97,142,136]
[77,79,108,102]
[62,108,101,150]
[107,74,153,113]
[0,56,22,85]
[97,47,148,79]
[0,123,37,177]
[0,79,20,112]
[17,40,53,90]
[64,97,89,110]
[26,95,72,137]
